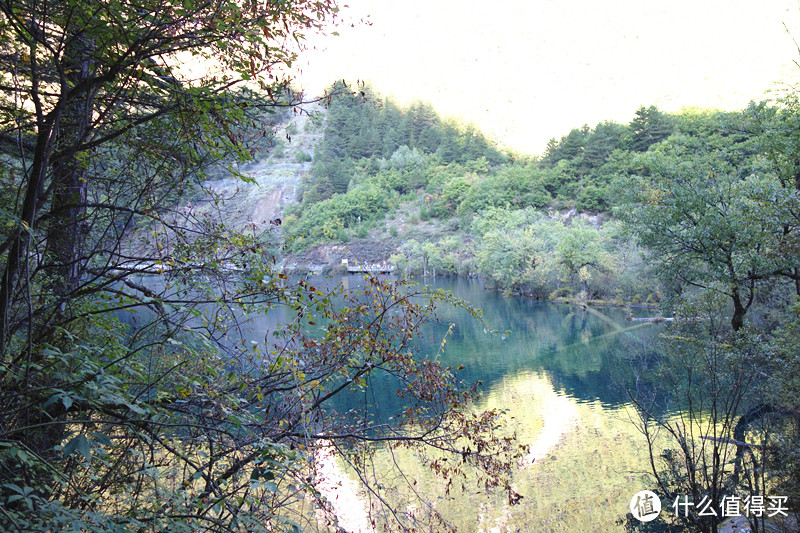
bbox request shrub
[295,150,313,163]
[419,206,430,221]
[549,287,573,300]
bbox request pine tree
[630,105,674,152]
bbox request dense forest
[1,0,799,532]
[282,84,780,307]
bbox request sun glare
[295,0,800,154]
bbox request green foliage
[580,121,630,173]
[473,209,561,297]
[627,293,799,533]
[294,150,313,163]
[389,144,427,170]
[392,236,475,277]
[0,2,527,531]
[435,174,475,215]
[467,208,656,300]
[312,96,507,167]
[419,204,431,221]
[613,121,798,329]
[286,183,392,248]
[292,86,741,260]
[615,93,800,533]
[629,105,675,152]
[575,184,608,211]
[557,221,600,271]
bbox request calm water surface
[334,277,666,532]
[180,274,666,530]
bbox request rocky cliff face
[192,103,323,230]
[193,104,415,269]
[197,161,307,228]
[122,103,324,261]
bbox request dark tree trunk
[0,122,56,351]
[794,267,800,297]
[43,30,94,303]
[732,404,778,486]
[3,28,96,472]
[731,289,746,331]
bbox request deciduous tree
[0,1,521,530]
[614,134,789,330]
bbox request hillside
[172,85,772,307]
[192,102,324,228]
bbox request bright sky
[294,0,800,155]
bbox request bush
[549,287,573,300]
[271,139,285,159]
[443,218,460,232]
[419,206,430,221]
[295,150,313,163]
[576,185,608,212]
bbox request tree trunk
[7,27,95,472]
[43,30,94,303]
[794,267,800,297]
[732,404,777,486]
[0,122,56,351]
[731,287,746,331]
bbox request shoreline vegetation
[274,86,715,310]
[278,260,665,310]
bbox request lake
[141,272,666,530]
[327,276,666,532]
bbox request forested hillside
[282,83,773,305]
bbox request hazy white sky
[294,0,800,154]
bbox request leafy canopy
[0,1,522,531]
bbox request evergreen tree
[629,105,674,152]
[560,127,587,159]
[580,121,628,176]
[541,137,562,168]
[436,124,461,163]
